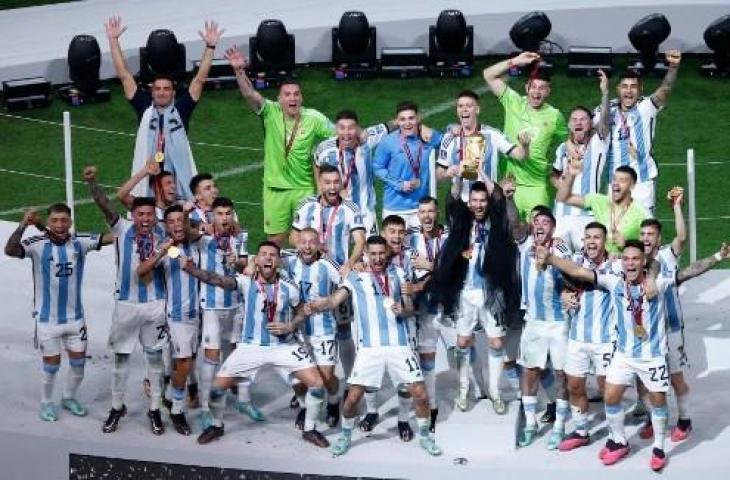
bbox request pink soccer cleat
[600,440,630,465]
[559,432,590,452]
[670,424,692,442]
[650,448,668,472]
[639,422,654,440]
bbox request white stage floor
[1,220,730,479]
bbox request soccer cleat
[61,398,87,417]
[600,440,630,465]
[235,401,265,422]
[540,402,557,423]
[546,430,565,450]
[186,384,199,409]
[170,412,192,436]
[331,431,352,457]
[102,405,127,432]
[162,397,173,412]
[671,420,692,442]
[294,408,306,431]
[492,398,507,415]
[559,431,590,451]
[359,412,379,432]
[147,409,165,435]
[197,424,224,444]
[517,427,537,447]
[429,408,438,433]
[639,421,654,440]
[198,409,214,430]
[289,394,300,409]
[398,421,414,442]
[39,402,59,422]
[419,436,443,456]
[650,447,668,472]
[326,402,340,428]
[302,429,330,448]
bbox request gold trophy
[462,135,484,181]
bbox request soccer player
[601,51,682,214]
[557,163,649,255]
[551,70,611,251]
[224,48,334,245]
[291,165,366,275]
[117,160,178,219]
[314,110,389,236]
[105,17,223,200]
[282,228,343,429]
[306,236,442,457]
[436,89,530,201]
[137,205,201,435]
[4,204,103,422]
[188,173,220,227]
[373,101,442,228]
[483,52,569,220]
[84,165,169,435]
[182,241,330,447]
[540,239,730,471]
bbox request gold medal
[155,151,164,163]
[383,297,395,310]
[634,324,647,338]
[167,245,180,259]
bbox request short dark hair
[584,221,607,235]
[469,181,488,194]
[382,214,406,229]
[366,235,388,248]
[418,195,438,207]
[131,196,157,211]
[158,170,174,181]
[257,240,281,254]
[279,78,300,90]
[529,67,551,83]
[396,100,418,115]
[531,205,556,224]
[618,69,642,83]
[623,239,645,253]
[212,196,234,210]
[318,164,341,176]
[615,166,638,183]
[151,73,176,86]
[190,173,214,195]
[570,105,593,119]
[640,218,662,233]
[335,109,359,124]
[456,89,480,102]
[47,202,71,216]
[163,204,183,219]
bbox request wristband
[715,252,723,262]
[206,43,216,50]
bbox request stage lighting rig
[59,34,110,106]
[628,13,671,76]
[2,77,51,111]
[139,29,187,85]
[508,11,553,75]
[249,19,295,88]
[428,9,474,78]
[331,11,377,80]
[701,15,730,77]
[567,46,613,77]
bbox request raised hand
[83,165,97,183]
[665,49,682,68]
[499,174,516,198]
[22,208,40,227]
[567,157,583,177]
[534,244,549,270]
[598,69,609,95]
[517,130,532,147]
[105,16,127,40]
[224,47,248,70]
[145,159,161,176]
[667,186,684,207]
[561,290,580,311]
[512,51,541,67]
[199,20,224,47]
[719,242,730,260]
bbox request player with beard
[540,239,730,471]
[551,70,611,251]
[484,52,568,220]
[5,204,103,422]
[118,161,178,220]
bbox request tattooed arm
[651,50,681,108]
[181,257,238,290]
[677,242,729,285]
[4,209,37,257]
[84,166,119,226]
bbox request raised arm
[224,47,264,112]
[346,230,366,273]
[483,51,541,97]
[137,239,172,277]
[651,50,681,108]
[4,209,37,258]
[669,187,686,256]
[84,166,120,225]
[676,242,729,285]
[555,159,585,207]
[104,16,137,100]
[181,256,238,290]
[596,69,610,139]
[189,20,224,102]
[500,175,528,243]
[541,246,596,283]
[117,160,159,208]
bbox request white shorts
[518,320,569,370]
[407,316,419,352]
[362,210,379,237]
[304,335,338,367]
[606,352,669,393]
[554,215,593,252]
[666,330,689,373]
[631,180,656,216]
[382,208,419,229]
[564,340,614,377]
[108,300,166,354]
[456,288,505,338]
[230,305,244,343]
[417,311,441,354]
[348,346,423,389]
[37,320,87,357]
[217,342,315,378]
[168,322,199,359]
[201,309,237,350]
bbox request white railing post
[687,148,697,262]
[63,111,75,230]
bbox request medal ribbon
[319,199,340,250]
[283,113,302,161]
[371,270,391,297]
[135,231,155,262]
[338,143,358,192]
[625,281,644,330]
[156,113,166,156]
[256,275,279,323]
[423,227,442,263]
[400,135,423,178]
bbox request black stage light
[331,11,377,80]
[509,11,553,75]
[59,34,110,106]
[249,19,295,88]
[139,29,187,85]
[628,13,671,75]
[701,15,730,77]
[2,77,51,111]
[428,9,474,78]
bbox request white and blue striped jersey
[602,97,661,183]
[314,123,388,216]
[282,255,341,338]
[292,196,365,267]
[406,225,449,281]
[158,241,201,323]
[553,133,609,217]
[342,266,409,348]
[21,232,102,324]
[111,218,166,303]
[597,273,675,360]
[387,245,418,282]
[520,240,572,322]
[655,245,683,333]
[568,253,620,344]
[464,220,491,291]
[198,232,249,310]
[438,124,515,202]
[237,275,301,346]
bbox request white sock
[456,347,471,396]
[605,403,627,444]
[171,386,185,414]
[364,390,378,414]
[41,362,59,404]
[676,392,691,420]
[421,357,437,409]
[237,378,252,404]
[111,354,130,410]
[522,395,538,429]
[651,406,668,451]
[304,388,325,431]
[342,415,355,432]
[487,347,505,400]
[397,388,411,422]
[571,404,589,435]
[505,366,521,394]
[209,387,226,427]
[416,416,429,438]
[199,357,219,411]
[146,350,163,411]
[64,357,85,400]
[541,369,557,404]
[554,398,570,434]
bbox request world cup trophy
[462,135,484,181]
